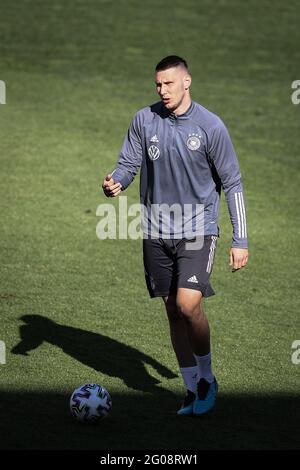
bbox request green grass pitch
[0,0,300,450]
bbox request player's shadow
[11,314,177,393]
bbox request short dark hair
[155,55,188,72]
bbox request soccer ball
[70,383,112,424]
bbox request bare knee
[176,296,203,322]
[163,295,183,323]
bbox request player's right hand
[102,174,122,197]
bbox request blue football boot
[193,377,218,415]
[177,390,196,416]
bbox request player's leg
[143,238,199,415]
[176,289,211,357]
[175,236,218,415]
[163,294,195,366]
[176,288,218,415]
[163,294,198,416]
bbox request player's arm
[102,112,143,198]
[208,122,249,271]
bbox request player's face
[155,66,191,113]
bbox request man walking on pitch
[102,56,248,416]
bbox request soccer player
[102,56,248,416]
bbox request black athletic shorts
[143,235,218,298]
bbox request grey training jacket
[112,100,248,248]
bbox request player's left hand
[229,248,248,272]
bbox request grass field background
[0,0,300,450]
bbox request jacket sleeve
[209,122,248,249]
[111,112,143,190]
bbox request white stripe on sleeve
[235,192,242,238]
[234,192,247,239]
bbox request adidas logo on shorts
[187,275,198,283]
